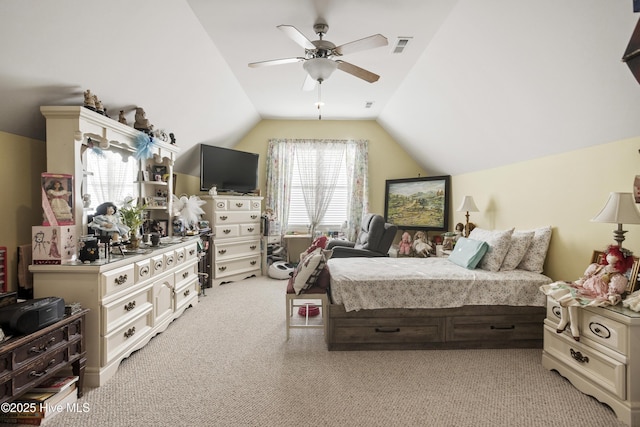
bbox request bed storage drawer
[329,316,445,348]
[446,314,543,343]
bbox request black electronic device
[200,144,259,193]
[0,297,65,335]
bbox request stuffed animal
[540,245,634,341]
[412,231,433,257]
[398,232,412,256]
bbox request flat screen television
[200,144,259,193]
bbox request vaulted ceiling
[1,0,639,177]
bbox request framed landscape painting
[384,175,451,231]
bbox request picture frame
[384,175,451,231]
[590,250,640,294]
[156,220,168,237]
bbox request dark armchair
[326,214,398,258]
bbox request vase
[128,233,141,249]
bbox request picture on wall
[384,176,451,231]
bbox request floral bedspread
[328,257,550,312]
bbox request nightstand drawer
[581,310,627,355]
[544,327,625,399]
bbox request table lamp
[591,192,640,246]
[457,196,479,237]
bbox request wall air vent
[393,37,412,54]
[365,101,374,108]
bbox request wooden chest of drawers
[542,297,640,426]
[0,309,88,403]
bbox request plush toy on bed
[412,230,433,257]
[540,245,634,341]
[398,232,412,256]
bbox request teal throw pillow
[448,237,489,269]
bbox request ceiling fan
[248,20,388,91]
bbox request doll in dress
[398,232,412,256]
[46,180,73,222]
[540,245,634,341]
[89,202,130,241]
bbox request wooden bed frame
[326,303,545,351]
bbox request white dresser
[30,238,200,387]
[202,195,263,285]
[542,296,640,426]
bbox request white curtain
[85,150,137,209]
[265,139,368,239]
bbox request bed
[324,227,554,350]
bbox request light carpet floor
[44,275,625,427]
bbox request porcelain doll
[540,245,634,341]
[89,202,130,241]
[46,180,73,222]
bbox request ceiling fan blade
[336,60,380,83]
[248,57,305,68]
[302,73,317,91]
[277,25,316,50]
[333,34,388,56]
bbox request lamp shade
[591,192,640,224]
[457,196,479,213]
[303,58,338,82]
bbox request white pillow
[468,227,514,272]
[500,230,535,271]
[517,226,552,273]
[291,248,330,295]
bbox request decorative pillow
[500,230,535,271]
[291,248,331,295]
[517,226,552,273]
[448,237,488,269]
[468,227,515,272]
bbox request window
[85,149,138,210]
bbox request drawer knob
[177,253,185,261]
[249,245,257,250]
[219,215,228,221]
[166,258,174,266]
[29,358,56,378]
[247,227,255,232]
[251,214,258,219]
[114,274,128,285]
[189,249,195,255]
[124,301,136,311]
[552,306,562,319]
[155,261,163,270]
[124,327,136,339]
[223,229,231,234]
[184,289,190,297]
[218,266,227,272]
[218,249,227,255]
[140,266,150,276]
[183,271,189,279]
[570,348,589,364]
[250,260,257,266]
[236,202,243,207]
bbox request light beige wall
[452,136,640,281]
[230,119,427,214]
[0,131,47,292]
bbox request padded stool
[286,278,328,340]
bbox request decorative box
[32,226,76,265]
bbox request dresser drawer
[228,199,251,211]
[214,240,260,260]
[215,224,239,239]
[13,346,70,396]
[544,327,625,399]
[239,223,260,237]
[174,247,186,265]
[183,243,198,262]
[446,314,543,342]
[151,254,165,276]
[102,264,136,297]
[215,255,261,278]
[164,250,176,270]
[103,309,153,365]
[175,279,198,312]
[331,316,445,344]
[215,211,261,225]
[102,285,153,335]
[12,328,67,368]
[580,310,627,355]
[135,258,152,282]
[174,263,197,286]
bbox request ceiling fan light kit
[303,58,338,82]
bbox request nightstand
[542,296,640,426]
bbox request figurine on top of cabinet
[118,110,127,125]
[134,107,153,133]
[83,90,95,110]
[89,202,130,242]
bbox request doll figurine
[89,202,130,241]
[412,231,432,257]
[46,180,73,222]
[398,232,412,256]
[540,245,634,341]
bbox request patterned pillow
[291,248,331,295]
[500,230,535,271]
[468,227,514,272]
[517,226,552,273]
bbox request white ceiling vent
[365,101,374,108]
[393,37,412,54]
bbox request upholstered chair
[326,213,397,258]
